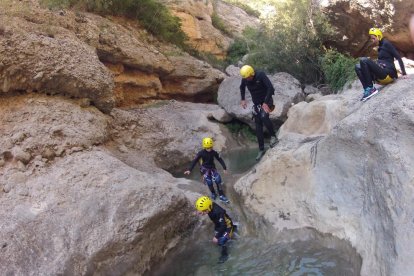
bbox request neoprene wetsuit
[208,202,234,245]
[240,71,276,151]
[187,149,227,197]
[355,38,406,89]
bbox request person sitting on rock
[239,65,278,161]
[195,195,235,263]
[184,137,229,203]
[355,27,407,101]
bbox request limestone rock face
[217,72,304,129]
[109,100,230,172]
[234,76,414,276]
[215,0,260,36]
[321,0,414,59]
[0,15,115,113]
[0,94,109,166]
[0,149,196,276]
[0,0,226,111]
[160,0,259,58]
[278,86,357,138]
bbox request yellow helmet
[369,28,383,41]
[240,65,255,79]
[202,137,213,149]
[195,196,213,212]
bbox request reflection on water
[149,230,360,276]
[154,147,361,276]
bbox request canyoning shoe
[219,195,230,203]
[360,87,370,101]
[361,87,378,101]
[269,136,278,148]
[255,150,265,161]
[211,193,217,200]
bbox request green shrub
[211,12,232,37]
[321,50,357,92]
[226,37,248,64]
[233,0,333,84]
[40,0,188,47]
[225,121,256,141]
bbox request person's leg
[213,171,229,202]
[355,62,368,88]
[360,57,388,87]
[259,109,276,136]
[217,236,229,262]
[254,115,265,151]
[212,171,224,196]
[259,108,278,147]
[204,174,217,199]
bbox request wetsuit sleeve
[187,151,202,172]
[387,41,407,75]
[260,72,275,104]
[214,151,227,170]
[240,79,246,100]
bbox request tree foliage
[228,0,333,84]
[321,49,357,93]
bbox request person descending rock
[355,27,407,101]
[195,195,235,263]
[184,137,230,203]
[239,65,278,161]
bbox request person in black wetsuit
[195,195,235,263]
[184,137,229,203]
[355,27,407,101]
[239,65,278,161]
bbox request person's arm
[259,72,275,104]
[240,79,246,101]
[184,151,202,174]
[387,41,407,75]
[214,151,227,171]
[240,79,248,109]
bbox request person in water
[239,65,278,161]
[355,27,407,101]
[195,195,235,263]
[184,137,229,203]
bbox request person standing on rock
[195,195,235,263]
[184,137,230,203]
[355,27,407,101]
[239,65,278,161]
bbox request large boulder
[0,92,232,274]
[234,76,414,275]
[0,94,109,167]
[0,0,227,111]
[0,149,197,275]
[0,15,115,113]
